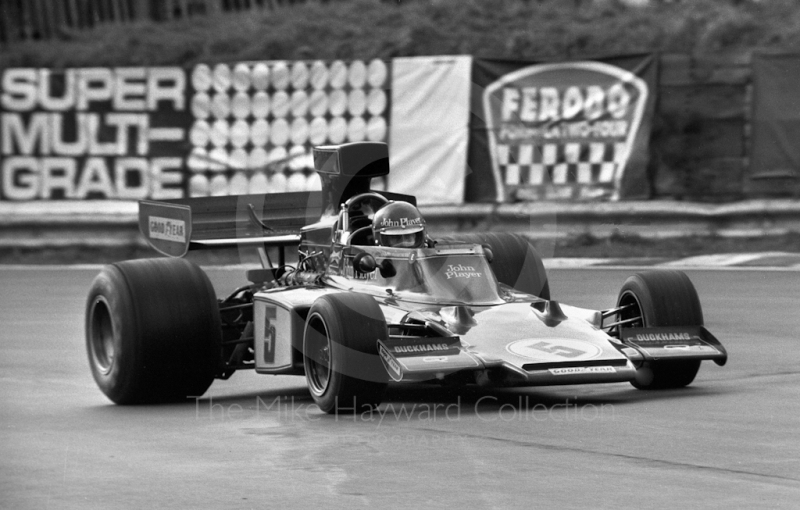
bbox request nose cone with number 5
[455,302,638,385]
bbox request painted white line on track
[543,258,612,269]
[662,252,795,267]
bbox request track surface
[1,267,799,509]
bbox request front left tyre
[303,293,389,414]
[85,258,222,404]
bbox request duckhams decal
[620,327,727,361]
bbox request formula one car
[85,142,727,411]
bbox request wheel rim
[304,313,332,397]
[89,297,115,374]
[618,290,646,328]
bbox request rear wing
[139,192,322,257]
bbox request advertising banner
[466,55,657,202]
[1,67,189,200]
[185,59,391,197]
[0,59,391,201]
[388,56,472,205]
[749,53,800,195]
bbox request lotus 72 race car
[85,141,727,412]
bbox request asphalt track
[1,266,799,509]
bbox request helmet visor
[380,231,424,248]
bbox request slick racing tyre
[439,233,550,299]
[303,293,388,414]
[616,270,703,390]
[85,258,222,404]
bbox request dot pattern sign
[186,59,391,197]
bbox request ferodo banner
[0,67,189,200]
[467,55,657,202]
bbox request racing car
[85,141,727,412]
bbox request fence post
[206,0,221,15]
[65,0,78,27]
[130,0,149,20]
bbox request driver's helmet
[372,201,426,248]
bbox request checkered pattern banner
[468,57,657,202]
[186,59,390,197]
[497,142,625,186]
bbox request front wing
[377,305,726,386]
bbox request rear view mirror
[354,253,377,274]
[482,244,494,263]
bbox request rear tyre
[303,293,388,414]
[439,232,550,299]
[617,270,703,390]
[85,258,221,404]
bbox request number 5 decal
[526,341,586,358]
[263,306,277,364]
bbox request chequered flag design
[496,142,626,187]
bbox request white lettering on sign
[497,120,629,142]
[501,83,631,124]
[1,68,185,111]
[148,216,186,243]
[1,112,153,156]
[1,156,181,200]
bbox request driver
[371,201,428,248]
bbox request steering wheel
[347,225,375,246]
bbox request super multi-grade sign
[1,67,187,200]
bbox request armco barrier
[3,200,800,249]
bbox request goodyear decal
[148,215,186,243]
[548,366,615,376]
